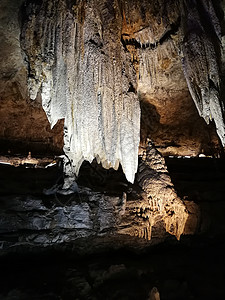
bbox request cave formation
[1,0,225,242]
[1,0,225,298]
[19,0,225,183]
[0,0,225,300]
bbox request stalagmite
[21,0,140,184]
[116,139,196,241]
[137,140,189,240]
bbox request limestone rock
[137,140,189,240]
[1,0,224,159]
[180,0,225,145]
[21,0,140,183]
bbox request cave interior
[1,0,225,299]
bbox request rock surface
[1,158,225,299]
[180,0,225,145]
[0,0,64,155]
[1,0,225,273]
[0,144,199,252]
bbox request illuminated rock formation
[21,0,140,184]
[117,140,191,241]
[0,0,225,246]
[17,0,223,241]
[20,0,225,185]
[137,141,188,240]
[1,0,224,158]
[180,0,225,145]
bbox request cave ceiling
[0,0,225,163]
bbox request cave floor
[0,157,225,299]
[0,235,225,300]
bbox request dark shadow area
[77,160,135,196]
[165,157,225,202]
[0,235,225,300]
[0,138,63,157]
[0,164,60,196]
[166,157,225,235]
[140,99,161,143]
[0,158,136,197]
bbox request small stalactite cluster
[120,0,180,46]
[120,0,181,92]
[120,0,225,148]
[180,0,225,145]
[21,0,140,184]
[138,39,179,93]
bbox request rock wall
[0,141,200,252]
[0,0,64,155]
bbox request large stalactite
[21,0,140,185]
[180,0,225,145]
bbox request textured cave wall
[121,0,224,156]
[0,0,64,155]
[1,0,224,246]
[0,141,198,248]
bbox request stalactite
[21,0,140,184]
[180,0,225,145]
[137,38,181,98]
[119,0,182,98]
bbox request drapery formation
[21,0,140,183]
